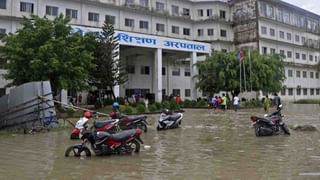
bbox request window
[184,68,190,76]
[222,49,227,52]
[140,0,149,7]
[316,72,319,79]
[156,23,165,32]
[310,72,314,78]
[162,89,166,97]
[207,9,212,17]
[198,9,203,17]
[141,66,150,75]
[183,8,190,16]
[262,47,267,54]
[0,0,6,9]
[156,2,164,12]
[172,5,179,16]
[20,2,34,13]
[125,18,134,27]
[295,35,300,42]
[295,53,300,59]
[208,29,214,36]
[172,89,180,96]
[270,48,276,54]
[88,12,99,22]
[288,88,293,96]
[281,88,286,96]
[127,65,135,74]
[46,6,58,16]
[220,10,226,19]
[105,15,115,24]
[183,28,190,36]
[310,89,314,95]
[162,67,166,76]
[302,54,306,60]
[280,50,285,56]
[185,89,191,97]
[66,9,77,19]
[297,88,301,95]
[279,31,284,38]
[0,28,5,36]
[269,28,275,36]
[220,29,227,37]
[125,0,134,5]
[315,56,318,62]
[198,29,203,36]
[303,71,307,78]
[139,21,149,29]
[316,89,320,95]
[287,51,292,58]
[309,55,313,61]
[301,36,305,43]
[303,88,308,95]
[288,70,293,77]
[172,67,180,76]
[172,26,179,34]
[261,26,267,34]
[286,33,291,40]
[296,70,300,78]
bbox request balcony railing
[123,3,150,11]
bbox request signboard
[71,25,211,54]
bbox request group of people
[263,93,281,113]
[208,93,231,111]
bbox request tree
[195,50,286,96]
[89,19,128,99]
[2,15,94,94]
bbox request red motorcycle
[110,111,148,133]
[65,128,143,157]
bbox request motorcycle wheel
[281,124,290,135]
[156,125,162,131]
[65,145,91,157]
[126,139,140,153]
[255,126,261,137]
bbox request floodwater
[0,104,319,179]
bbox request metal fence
[0,81,56,130]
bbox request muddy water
[0,104,319,179]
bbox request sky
[282,0,320,15]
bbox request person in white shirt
[233,95,239,112]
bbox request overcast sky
[282,0,320,15]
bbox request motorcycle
[110,111,148,133]
[250,104,290,136]
[65,128,144,157]
[157,109,183,130]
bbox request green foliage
[294,99,320,104]
[103,98,113,106]
[242,99,263,108]
[169,100,179,110]
[120,106,133,114]
[196,99,207,107]
[88,19,128,98]
[66,108,75,118]
[148,104,157,112]
[136,104,146,113]
[95,99,103,109]
[195,50,286,95]
[154,102,162,110]
[182,99,191,108]
[115,97,125,105]
[2,15,94,94]
[162,100,170,109]
[191,100,197,107]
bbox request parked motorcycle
[250,104,290,136]
[110,111,148,133]
[65,128,144,157]
[157,109,183,130]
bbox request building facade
[0,0,319,101]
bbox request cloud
[282,0,320,14]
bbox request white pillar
[154,48,163,102]
[190,51,197,100]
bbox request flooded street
[0,104,319,179]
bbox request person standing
[221,93,227,111]
[233,94,239,112]
[263,95,272,113]
[273,93,281,109]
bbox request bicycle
[29,110,59,134]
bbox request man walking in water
[233,94,239,112]
[221,93,227,111]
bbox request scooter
[157,109,183,130]
[65,128,144,157]
[250,104,290,136]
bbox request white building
[0,0,319,102]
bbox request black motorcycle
[250,104,290,136]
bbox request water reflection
[0,104,319,179]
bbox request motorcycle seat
[110,129,136,141]
[94,119,117,128]
[168,114,181,121]
[96,131,111,139]
[127,115,147,121]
